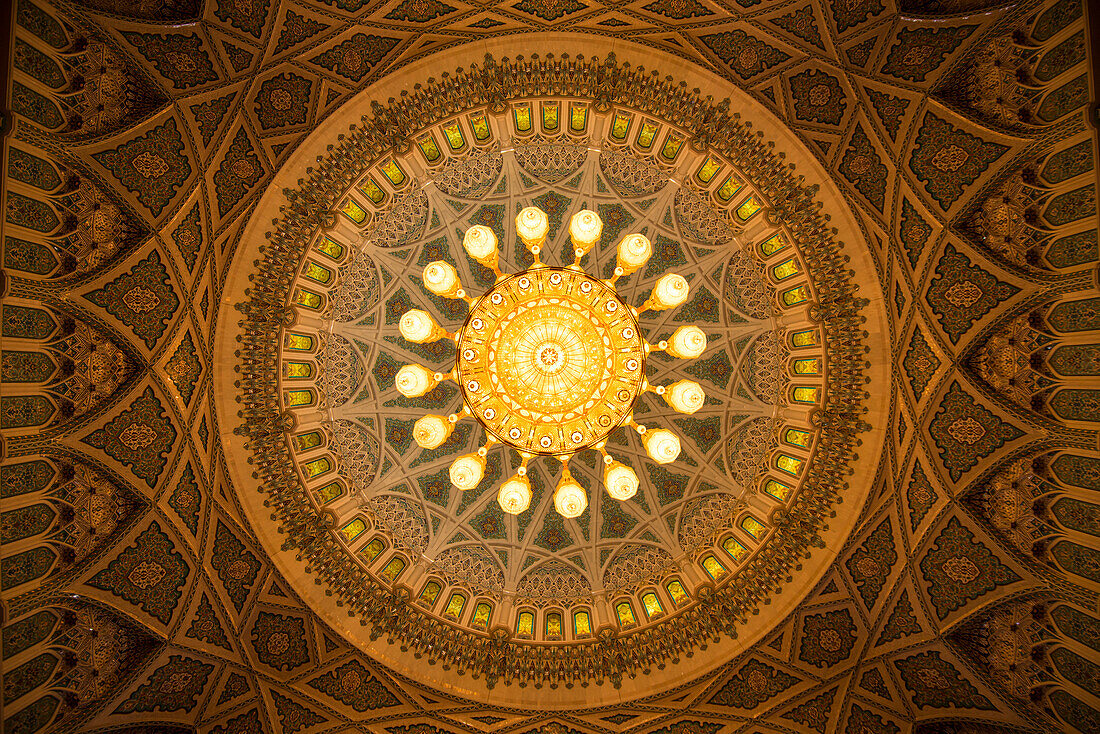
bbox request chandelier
[396,206,707,519]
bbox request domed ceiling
[2,0,1099,733]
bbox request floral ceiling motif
[1,0,1098,732]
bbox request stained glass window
[702,555,726,580]
[641,592,664,619]
[316,481,343,505]
[616,601,638,628]
[443,592,466,620]
[666,579,689,606]
[339,518,366,543]
[471,602,492,630]
[573,609,592,636]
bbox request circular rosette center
[457,268,644,455]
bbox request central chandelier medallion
[397,206,708,519]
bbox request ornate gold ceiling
[2,0,1099,732]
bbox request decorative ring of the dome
[218,38,887,706]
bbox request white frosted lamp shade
[569,209,602,255]
[604,462,639,501]
[616,234,652,276]
[423,260,462,298]
[516,207,549,249]
[554,478,588,518]
[395,364,436,397]
[399,309,445,343]
[644,429,681,464]
[449,454,485,490]
[665,380,706,414]
[413,414,452,449]
[498,475,532,514]
[463,225,498,267]
[649,273,690,310]
[667,325,707,359]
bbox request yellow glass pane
[716,174,744,201]
[771,258,799,281]
[381,556,406,581]
[381,160,406,187]
[696,156,722,184]
[611,111,632,140]
[471,602,492,629]
[285,333,314,351]
[759,232,789,257]
[417,134,442,163]
[793,358,821,375]
[764,479,792,501]
[517,611,534,636]
[702,555,727,581]
[740,516,766,539]
[286,389,314,407]
[636,120,658,149]
[340,199,367,224]
[542,101,559,131]
[316,481,343,505]
[776,455,803,476]
[360,537,385,562]
[293,288,323,310]
[295,431,323,451]
[573,610,592,636]
[304,457,331,478]
[570,103,588,132]
[442,121,464,151]
[790,328,818,347]
[782,285,810,306]
[660,133,683,161]
[339,518,367,543]
[284,361,313,379]
[513,103,532,133]
[792,386,819,404]
[315,236,344,260]
[736,195,763,221]
[666,580,689,606]
[443,593,466,620]
[468,112,491,141]
[783,428,812,448]
[722,536,748,561]
[545,612,563,638]
[616,602,637,628]
[642,593,664,619]
[418,581,441,605]
[357,177,386,205]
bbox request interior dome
[215,36,890,707]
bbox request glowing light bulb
[498,475,532,514]
[423,261,462,298]
[643,273,689,311]
[616,234,652,276]
[449,453,485,490]
[399,309,446,344]
[516,207,549,251]
[395,364,436,398]
[569,209,602,257]
[604,462,639,501]
[554,475,587,518]
[665,380,706,415]
[413,415,452,449]
[666,325,707,359]
[643,428,681,464]
[463,225,499,269]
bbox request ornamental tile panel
[86,520,190,625]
